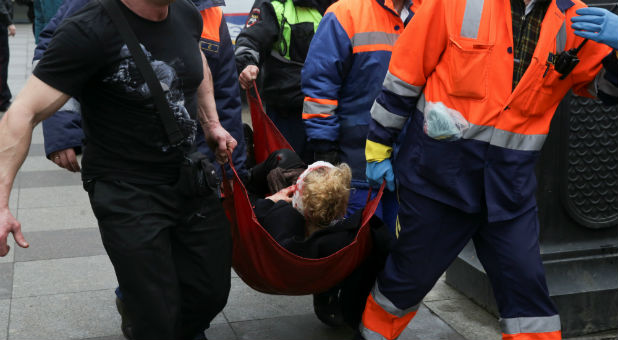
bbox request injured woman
[245,148,378,258]
[243,149,393,327]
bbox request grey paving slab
[8,289,121,340]
[0,238,14,264]
[399,304,464,340]
[0,299,8,340]
[8,190,17,212]
[424,277,467,302]
[211,312,227,325]
[82,335,124,340]
[424,298,501,340]
[7,75,26,82]
[31,125,44,145]
[205,322,237,340]
[222,278,313,322]
[565,330,618,340]
[18,204,97,232]
[12,255,117,298]
[0,264,13,299]
[27,143,45,157]
[230,313,354,340]
[15,169,82,189]
[19,156,64,172]
[5,82,25,94]
[14,228,105,262]
[7,55,28,62]
[18,185,88,209]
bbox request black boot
[313,288,345,327]
[115,297,135,340]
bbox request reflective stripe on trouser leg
[359,283,419,340]
[360,187,483,339]
[473,207,561,340]
[501,315,562,340]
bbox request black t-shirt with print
[33,0,203,184]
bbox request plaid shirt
[511,0,551,89]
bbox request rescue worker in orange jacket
[301,0,421,233]
[360,0,617,338]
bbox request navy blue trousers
[266,105,311,163]
[378,187,558,319]
[347,187,399,236]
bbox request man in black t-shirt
[0,0,237,338]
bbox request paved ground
[0,24,616,340]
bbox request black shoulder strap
[97,0,184,146]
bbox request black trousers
[84,178,232,340]
[0,25,11,107]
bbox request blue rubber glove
[571,7,618,50]
[366,159,395,192]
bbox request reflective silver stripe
[463,123,493,142]
[415,92,426,112]
[556,21,567,54]
[461,0,485,39]
[371,283,420,318]
[371,102,408,129]
[351,32,399,48]
[383,71,424,97]
[303,100,337,116]
[416,96,546,151]
[594,68,618,98]
[489,128,547,151]
[359,325,389,340]
[234,46,260,64]
[501,315,561,335]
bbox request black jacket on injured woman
[244,149,394,327]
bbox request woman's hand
[266,186,295,203]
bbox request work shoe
[313,289,345,327]
[351,330,366,340]
[115,297,135,340]
[192,331,208,340]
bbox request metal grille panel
[563,96,618,229]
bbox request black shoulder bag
[98,0,218,196]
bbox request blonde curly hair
[301,163,352,235]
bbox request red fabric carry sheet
[220,85,384,295]
[246,84,293,163]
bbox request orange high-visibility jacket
[366,0,615,220]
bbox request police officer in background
[235,0,336,163]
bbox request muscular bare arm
[196,49,237,164]
[0,75,71,256]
